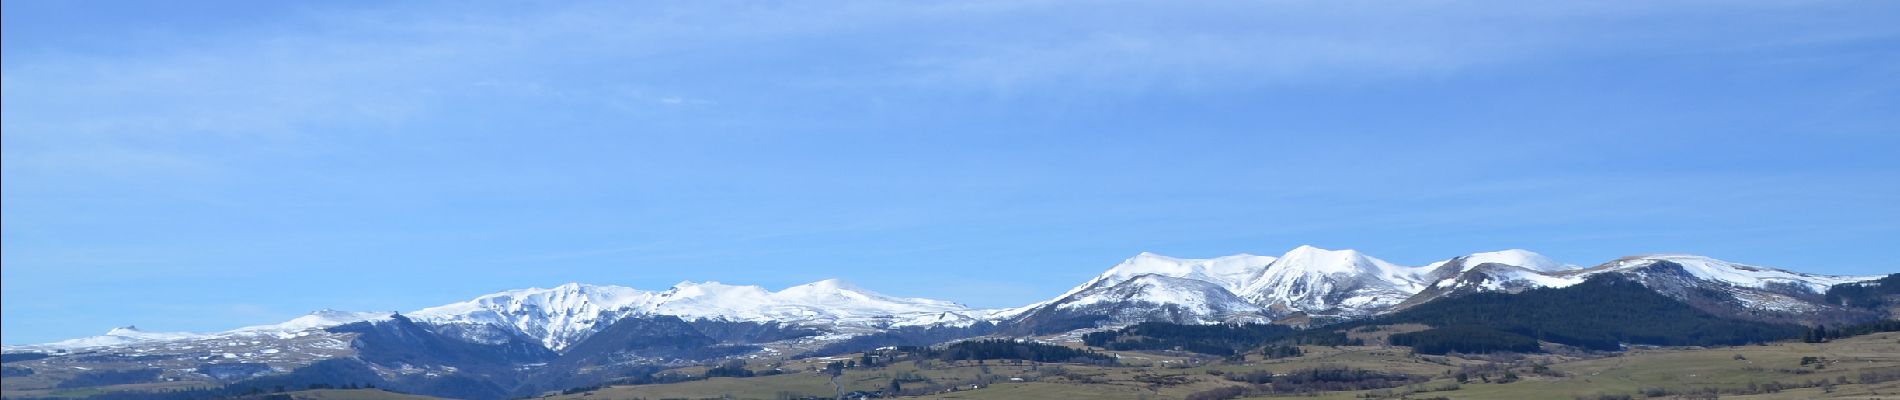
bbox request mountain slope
[1004,274,1271,335]
[995,252,1274,319]
[1567,255,1885,326]
[1400,249,1585,309]
[1825,273,1900,311]
[1587,254,1875,294]
[1371,274,1808,352]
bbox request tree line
[1803,319,1900,343]
[1081,322,1356,356]
[1365,275,1804,352]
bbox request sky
[3,1,1898,345]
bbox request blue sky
[3,1,1898,344]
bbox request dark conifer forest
[1365,275,1806,352]
[925,339,1113,363]
[1082,322,1357,356]
[1825,273,1900,309]
[1078,275,1826,356]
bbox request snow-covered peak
[4,308,408,352]
[1431,249,1574,273]
[775,279,865,300]
[228,310,395,336]
[653,281,777,317]
[788,278,861,292]
[997,273,1273,333]
[410,283,664,351]
[655,279,971,322]
[1091,252,1275,293]
[5,326,208,351]
[1269,245,1424,283]
[1276,245,1377,272]
[663,280,771,299]
[773,279,951,307]
[995,251,1277,321]
[1424,262,1585,291]
[1234,246,1430,315]
[417,283,662,315]
[1061,274,1259,311]
[1110,252,1193,276]
[1466,249,1571,272]
[99,326,202,341]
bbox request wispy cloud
[8,0,1888,155]
[655,96,715,107]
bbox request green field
[277,389,445,400]
[12,332,1899,399]
[550,332,1900,400]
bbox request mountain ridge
[8,246,1886,352]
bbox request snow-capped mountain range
[8,245,1886,353]
[3,310,397,352]
[4,279,991,354]
[7,245,1888,400]
[1000,246,1885,333]
[408,279,988,351]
